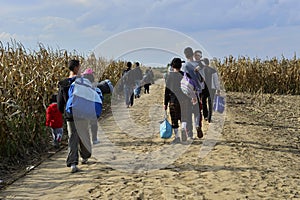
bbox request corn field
[0,41,125,160]
[1,41,300,161]
[213,55,300,95]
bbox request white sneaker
[70,164,78,173]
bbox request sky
[1,0,300,66]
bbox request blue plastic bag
[213,95,225,113]
[160,111,172,139]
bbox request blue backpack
[66,77,103,119]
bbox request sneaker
[181,128,187,142]
[71,164,78,173]
[196,127,203,139]
[93,140,100,145]
[171,137,181,144]
[81,158,88,164]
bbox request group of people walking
[45,47,220,173]
[46,59,155,173]
[164,47,220,144]
[121,61,154,108]
[46,59,112,173]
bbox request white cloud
[0,0,299,59]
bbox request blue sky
[1,0,300,65]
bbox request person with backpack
[45,94,63,149]
[182,47,204,139]
[164,58,191,144]
[65,67,103,172]
[57,59,91,173]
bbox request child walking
[46,94,63,148]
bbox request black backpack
[97,79,114,94]
[57,77,76,113]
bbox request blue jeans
[51,127,63,142]
[134,81,141,96]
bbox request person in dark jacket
[164,58,191,144]
[122,62,135,107]
[57,59,91,173]
[195,58,220,123]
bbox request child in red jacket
[46,94,63,148]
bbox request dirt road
[1,79,299,199]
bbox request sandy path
[1,79,299,200]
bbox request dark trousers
[202,89,216,122]
[144,84,151,94]
[169,103,181,129]
[168,99,190,129]
[130,93,134,106]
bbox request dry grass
[213,55,300,95]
